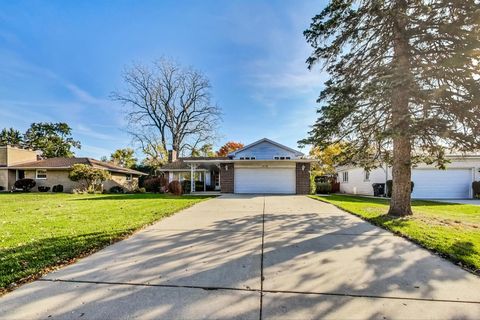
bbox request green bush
[109,186,124,194]
[38,186,51,192]
[14,179,36,192]
[386,180,414,197]
[181,180,191,194]
[473,181,480,198]
[52,184,64,193]
[316,182,332,194]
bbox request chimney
[168,150,177,163]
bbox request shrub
[181,180,191,194]
[144,176,168,193]
[14,179,36,192]
[109,186,124,194]
[38,186,51,192]
[69,164,111,192]
[137,187,146,193]
[473,181,480,198]
[316,182,332,194]
[386,180,414,197]
[168,180,182,195]
[52,184,64,193]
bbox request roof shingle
[9,157,146,175]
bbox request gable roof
[8,157,146,175]
[228,138,304,157]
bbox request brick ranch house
[158,138,314,194]
[0,145,146,192]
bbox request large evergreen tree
[300,0,480,216]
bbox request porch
[159,159,224,193]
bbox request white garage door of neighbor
[234,167,296,194]
[412,169,472,199]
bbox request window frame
[342,171,349,183]
[126,174,132,181]
[36,169,47,180]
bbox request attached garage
[412,168,473,199]
[234,166,296,194]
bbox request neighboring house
[337,155,480,199]
[158,138,313,194]
[0,145,146,192]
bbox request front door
[16,170,25,180]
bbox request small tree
[217,141,244,157]
[69,164,111,192]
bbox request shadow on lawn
[0,231,134,290]
[324,195,462,207]
[1,196,479,318]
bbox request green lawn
[311,195,480,274]
[0,193,213,291]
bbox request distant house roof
[8,157,147,175]
[158,156,229,171]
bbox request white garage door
[412,169,472,199]
[234,167,295,194]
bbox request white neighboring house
[337,155,480,199]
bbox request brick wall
[296,162,310,194]
[220,163,234,193]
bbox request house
[0,145,146,192]
[158,138,313,194]
[337,155,480,199]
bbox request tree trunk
[388,0,413,216]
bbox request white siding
[235,141,298,160]
[338,158,480,198]
[338,167,389,195]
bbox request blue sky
[0,0,326,159]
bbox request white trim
[228,138,304,157]
[36,169,47,180]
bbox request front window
[342,171,349,183]
[126,174,132,181]
[36,169,47,180]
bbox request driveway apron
[1,195,479,319]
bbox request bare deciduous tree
[112,58,221,158]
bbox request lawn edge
[309,195,480,277]
[0,195,217,296]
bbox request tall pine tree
[301,0,480,216]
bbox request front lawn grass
[0,193,213,291]
[310,194,480,274]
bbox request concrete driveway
[1,195,479,319]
